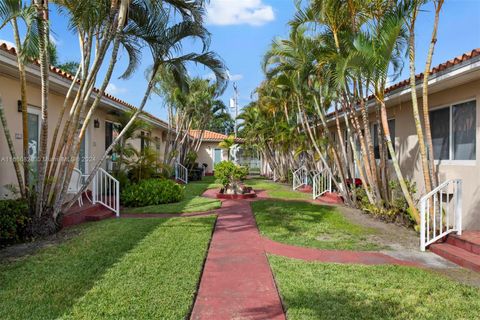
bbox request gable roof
[189,130,244,143]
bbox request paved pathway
[190,196,285,320]
[262,237,419,267]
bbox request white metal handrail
[92,168,120,217]
[273,168,279,182]
[292,166,308,190]
[420,179,462,251]
[175,162,188,184]
[313,169,332,199]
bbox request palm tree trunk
[422,0,444,188]
[12,18,29,198]
[378,98,420,224]
[408,10,432,197]
[0,97,25,197]
[34,0,50,217]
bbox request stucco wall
[0,73,168,197]
[330,79,480,229]
[196,141,228,174]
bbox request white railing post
[90,168,120,217]
[420,198,426,252]
[419,179,462,251]
[456,179,462,235]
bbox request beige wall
[0,73,168,198]
[196,142,228,174]
[330,79,480,229]
[392,79,480,230]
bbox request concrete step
[430,243,480,273]
[316,192,344,205]
[447,232,480,255]
[63,203,114,227]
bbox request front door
[78,131,87,174]
[27,110,40,185]
[213,148,222,168]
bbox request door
[27,110,40,185]
[78,128,88,175]
[213,148,222,168]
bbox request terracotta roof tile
[0,42,169,128]
[190,130,244,143]
[383,48,480,95]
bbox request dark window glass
[430,107,450,160]
[373,119,395,159]
[105,121,113,154]
[453,100,476,160]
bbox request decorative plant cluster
[121,179,185,207]
[0,199,30,246]
[214,161,249,194]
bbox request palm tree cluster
[0,0,228,235]
[240,0,444,226]
[153,72,228,166]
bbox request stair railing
[420,179,462,251]
[313,169,332,200]
[175,162,188,184]
[92,168,120,217]
[292,166,308,190]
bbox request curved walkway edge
[262,237,419,267]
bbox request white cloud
[204,71,244,82]
[106,83,128,95]
[206,0,275,26]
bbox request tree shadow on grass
[0,218,168,320]
[282,287,410,320]
[252,200,381,251]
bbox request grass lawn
[124,176,222,214]
[269,255,480,319]
[252,200,382,251]
[245,179,312,200]
[0,216,216,319]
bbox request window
[140,131,151,152]
[430,100,476,161]
[373,119,395,159]
[105,121,119,153]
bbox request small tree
[214,161,248,194]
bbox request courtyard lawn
[245,179,312,200]
[0,216,216,320]
[269,255,480,320]
[252,200,382,251]
[124,176,222,214]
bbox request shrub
[121,179,184,207]
[214,161,248,191]
[0,199,30,246]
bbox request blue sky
[1,0,479,122]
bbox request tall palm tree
[64,1,228,212]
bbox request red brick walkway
[262,237,418,267]
[190,197,285,320]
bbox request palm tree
[0,0,40,198]
[65,1,228,212]
[219,135,235,161]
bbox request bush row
[0,199,30,246]
[121,178,185,207]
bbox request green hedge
[121,179,185,207]
[0,199,30,245]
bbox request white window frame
[430,98,477,166]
